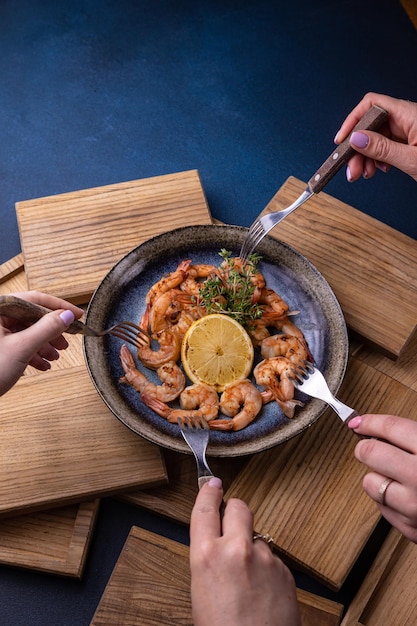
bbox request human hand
[334,92,417,182]
[189,477,301,626]
[0,291,84,396]
[348,414,417,543]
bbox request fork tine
[240,220,267,262]
[106,321,147,350]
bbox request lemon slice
[181,313,254,392]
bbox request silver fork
[289,360,360,426]
[239,105,388,263]
[178,416,214,489]
[0,295,146,351]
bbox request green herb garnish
[197,249,263,328]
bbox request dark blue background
[0,1,416,623]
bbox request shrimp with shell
[210,379,263,431]
[253,356,303,419]
[141,382,219,424]
[119,344,185,402]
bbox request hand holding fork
[240,105,388,263]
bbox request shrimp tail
[276,398,304,419]
[209,419,235,431]
[140,393,171,418]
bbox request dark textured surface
[1,1,416,623]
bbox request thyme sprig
[197,249,263,328]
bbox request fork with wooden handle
[0,295,145,351]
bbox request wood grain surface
[16,170,212,304]
[0,500,99,577]
[0,366,167,516]
[341,528,417,625]
[225,356,417,590]
[91,526,343,626]
[268,177,417,358]
[121,450,247,525]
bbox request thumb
[350,131,417,179]
[15,309,75,361]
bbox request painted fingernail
[208,477,223,488]
[60,310,75,325]
[346,166,353,182]
[350,131,369,149]
[348,415,362,429]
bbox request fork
[289,360,360,426]
[0,295,146,351]
[239,105,388,263]
[178,416,215,489]
[178,416,226,515]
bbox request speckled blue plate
[83,225,348,457]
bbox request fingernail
[334,131,341,144]
[208,477,222,488]
[60,310,75,325]
[350,131,369,149]
[346,166,352,182]
[348,415,362,429]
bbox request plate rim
[83,224,348,457]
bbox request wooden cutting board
[16,170,212,304]
[90,526,343,626]
[0,500,99,577]
[341,528,417,625]
[267,177,417,359]
[0,366,167,516]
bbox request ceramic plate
[83,225,348,457]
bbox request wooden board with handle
[16,170,212,304]
[90,526,344,626]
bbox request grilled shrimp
[141,382,219,424]
[119,344,185,402]
[253,356,303,419]
[210,379,263,431]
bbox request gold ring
[253,533,274,549]
[377,478,393,505]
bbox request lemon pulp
[181,313,254,392]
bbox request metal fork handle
[324,393,359,423]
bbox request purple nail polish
[346,166,352,182]
[60,310,75,325]
[350,131,369,149]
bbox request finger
[11,309,76,364]
[346,153,366,182]
[190,478,224,547]
[334,92,386,142]
[221,498,253,540]
[361,472,417,520]
[355,437,416,486]
[349,131,417,180]
[349,414,417,454]
[12,291,84,318]
[376,506,417,543]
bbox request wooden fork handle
[0,295,86,335]
[308,105,389,194]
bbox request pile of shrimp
[119,256,313,431]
